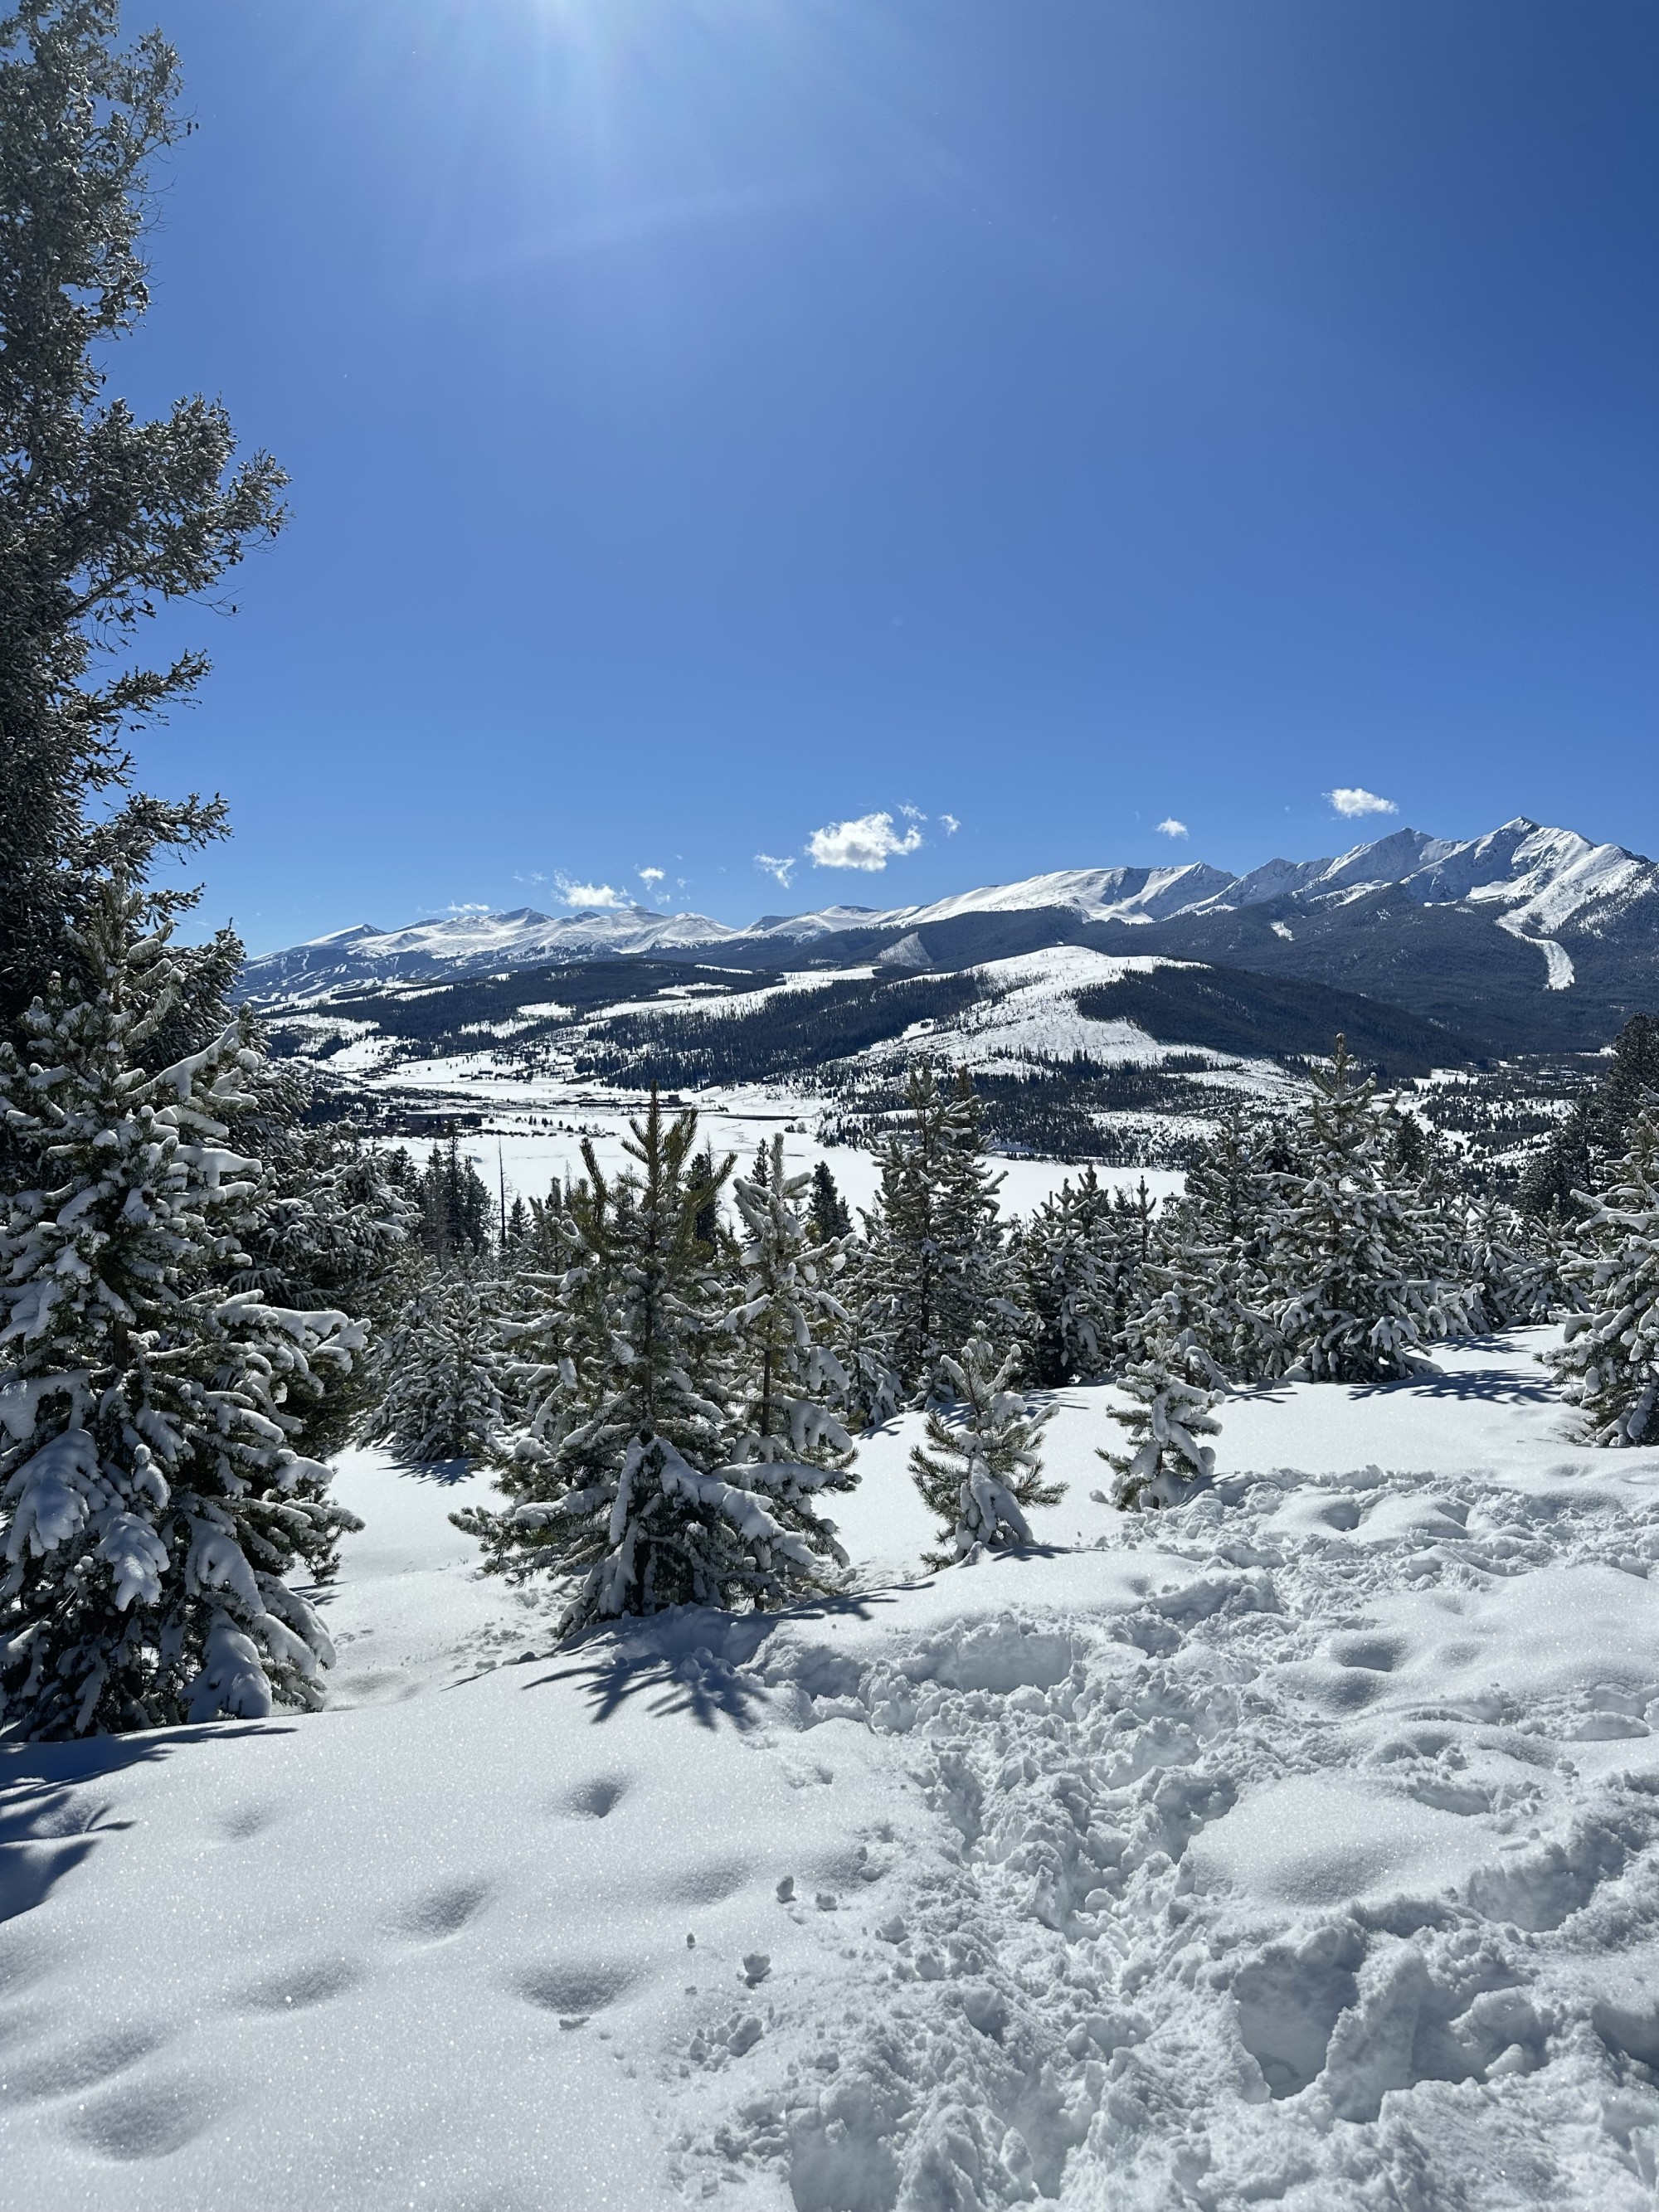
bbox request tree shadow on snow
[387,1455,476,1487]
[1350,1355,1556,1407]
[0,1724,292,1924]
[523,1588,903,1733]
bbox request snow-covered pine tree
[1458,1193,1557,1330]
[1174,1112,1285,1381]
[1093,1177,1162,1374]
[909,1337,1061,1568]
[1098,1291,1224,1510]
[1272,1037,1468,1382]
[727,1135,857,1473]
[229,1091,418,1457]
[863,1064,1010,1403]
[1522,1014,1659,1224]
[365,1265,504,1466]
[829,1225,904,1432]
[0,882,366,1738]
[454,1090,855,1632]
[1018,1168,1126,1386]
[1550,1108,1659,1446]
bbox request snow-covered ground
[367,1083,1188,1224]
[8,1330,1659,2209]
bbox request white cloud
[1155,818,1188,839]
[754,853,795,888]
[637,865,664,885]
[447,902,494,915]
[554,873,627,910]
[939,814,961,836]
[806,810,924,872]
[1326,786,1398,819]
[898,803,925,823]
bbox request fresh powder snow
[4,1328,1659,2207]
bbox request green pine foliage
[366,1266,505,1466]
[1170,1112,1286,1380]
[1458,1193,1557,1331]
[414,1137,494,1266]
[0,884,365,1737]
[809,1159,852,1243]
[1550,1109,1659,1447]
[909,1337,1061,1568]
[453,1091,855,1634]
[1522,1014,1659,1223]
[1272,1037,1469,1383]
[727,1134,857,1471]
[0,1,286,1028]
[861,1065,1011,1403]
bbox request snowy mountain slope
[265,946,1477,1122]
[242,904,745,999]
[9,1334,1659,2211]
[241,818,1659,1053]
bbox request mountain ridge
[241,817,1659,1057]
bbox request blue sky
[122,0,1657,952]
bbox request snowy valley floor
[7,1331,1659,2209]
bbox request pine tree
[366,1266,504,1466]
[1272,1038,1468,1382]
[229,1091,418,1457]
[809,1159,852,1244]
[1175,1113,1286,1380]
[1550,1109,1659,1446]
[0,883,365,1737]
[454,1091,854,1633]
[0,2,286,1028]
[1098,1296,1224,1510]
[416,1136,493,1267]
[829,1230,904,1432]
[727,1135,857,1472]
[1018,1168,1117,1387]
[862,1065,1009,1403]
[909,1338,1061,1568]
[1523,1015,1659,1223]
[1458,1193,1556,1331]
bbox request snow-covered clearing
[366,1083,1187,1223]
[860,949,1233,1077]
[8,1331,1659,2210]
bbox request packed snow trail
[4,1334,1659,2208]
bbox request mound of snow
[7,1334,1659,2210]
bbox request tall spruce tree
[0,883,365,1737]
[862,1064,1009,1402]
[416,1137,493,1267]
[1018,1168,1117,1387]
[454,1091,854,1633]
[366,1266,505,1467]
[1550,1109,1659,1447]
[1174,1113,1285,1381]
[808,1159,852,1244]
[1272,1038,1467,1382]
[727,1135,856,1472]
[0,2,285,1028]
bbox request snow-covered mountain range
[242,819,1659,1054]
